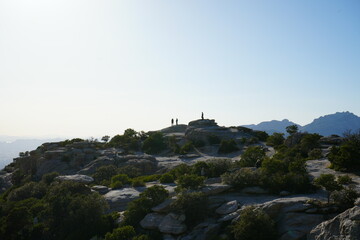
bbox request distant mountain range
[242,112,360,136]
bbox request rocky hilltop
[0,118,359,240]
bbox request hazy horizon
[1,1,359,139]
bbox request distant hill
[301,111,360,136]
[242,112,360,137]
[0,138,63,169]
[242,119,299,135]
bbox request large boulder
[159,213,187,235]
[152,199,174,213]
[258,198,326,240]
[308,206,360,240]
[216,200,238,215]
[201,183,232,196]
[140,213,165,230]
[180,221,220,240]
[78,156,115,175]
[55,174,94,183]
[104,188,142,212]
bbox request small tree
[266,133,285,148]
[232,206,277,240]
[240,146,266,167]
[314,174,342,203]
[286,125,298,135]
[101,135,110,143]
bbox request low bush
[142,132,167,154]
[218,140,239,154]
[180,141,194,155]
[232,206,277,240]
[176,174,205,190]
[331,187,359,210]
[123,186,169,227]
[222,168,261,189]
[104,225,136,240]
[171,192,208,228]
[239,146,266,167]
[159,173,175,183]
[337,175,352,185]
[308,148,323,159]
[131,179,145,187]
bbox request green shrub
[179,141,194,155]
[41,172,59,185]
[329,144,360,171]
[314,174,342,203]
[111,174,131,185]
[176,174,205,190]
[44,181,107,239]
[206,159,234,177]
[7,182,47,201]
[133,235,151,240]
[104,225,136,240]
[221,168,261,189]
[300,133,322,156]
[132,179,145,187]
[232,206,277,240]
[142,132,167,154]
[254,131,269,142]
[117,165,142,178]
[159,173,175,183]
[308,148,323,159]
[331,187,359,210]
[123,198,153,227]
[337,175,352,185]
[239,146,266,167]
[93,165,118,184]
[169,164,192,178]
[133,174,161,183]
[218,140,239,154]
[108,129,140,152]
[171,192,208,227]
[266,133,284,148]
[123,186,169,227]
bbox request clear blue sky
[0,0,359,139]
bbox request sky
[0,0,359,139]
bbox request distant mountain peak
[242,111,360,136]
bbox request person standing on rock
[201,112,204,120]
[176,118,178,125]
[171,118,174,126]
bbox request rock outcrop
[104,188,142,212]
[55,174,94,183]
[158,213,187,235]
[308,206,360,240]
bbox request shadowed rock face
[308,206,360,240]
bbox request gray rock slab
[104,188,141,212]
[55,174,94,183]
[140,213,165,230]
[215,200,238,215]
[159,213,187,235]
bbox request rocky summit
[0,117,360,240]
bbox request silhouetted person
[201,112,204,120]
[176,118,178,125]
[171,118,174,126]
